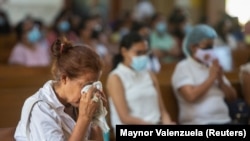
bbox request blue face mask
[156,22,167,33]
[131,55,149,71]
[58,20,70,32]
[27,26,42,43]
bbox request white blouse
[14,80,89,141]
[171,57,231,124]
[108,63,161,131]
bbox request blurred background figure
[0,9,12,35]
[172,24,237,125]
[68,12,82,39]
[133,0,155,23]
[8,16,51,67]
[214,14,238,50]
[237,60,250,124]
[149,12,180,64]
[77,16,112,69]
[168,7,191,60]
[87,0,108,24]
[230,17,245,48]
[239,59,250,106]
[47,10,78,46]
[243,21,250,47]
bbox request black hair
[52,9,71,34]
[15,21,24,41]
[76,16,94,36]
[15,17,35,41]
[112,32,144,70]
[168,7,187,24]
[130,21,148,33]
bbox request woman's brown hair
[50,37,102,80]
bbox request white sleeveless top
[108,63,161,131]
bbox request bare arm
[218,71,237,102]
[149,71,175,124]
[242,72,250,105]
[106,74,152,124]
[178,61,220,102]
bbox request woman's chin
[71,103,79,107]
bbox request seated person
[8,17,51,67]
[171,24,237,124]
[106,32,175,134]
[14,38,106,141]
[149,13,180,63]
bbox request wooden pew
[0,88,38,127]
[156,62,178,122]
[159,84,178,122]
[0,65,53,127]
[0,33,17,64]
[0,127,16,141]
[0,65,52,89]
[231,48,250,69]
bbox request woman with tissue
[106,32,175,135]
[171,24,237,125]
[14,37,108,141]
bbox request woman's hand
[161,114,176,125]
[69,86,100,141]
[209,59,221,81]
[78,86,99,121]
[97,89,108,108]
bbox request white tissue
[81,81,110,133]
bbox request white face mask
[194,48,217,66]
[131,55,149,71]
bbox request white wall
[0,0,63,26]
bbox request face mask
[27,26,42,43]
[155,22,166,33]
[244,34,250,45]
[194,48,217,66]
[131,55,149,71]
[58,20,70,32]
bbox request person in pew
[171,24,238,125]
[106,32,175,134]
[8,17,51,67]
[239,61,250,106]
[0,9,12,35]
[14,38,107,141]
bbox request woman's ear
[121,47,127,57]
[60,74,67,85]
